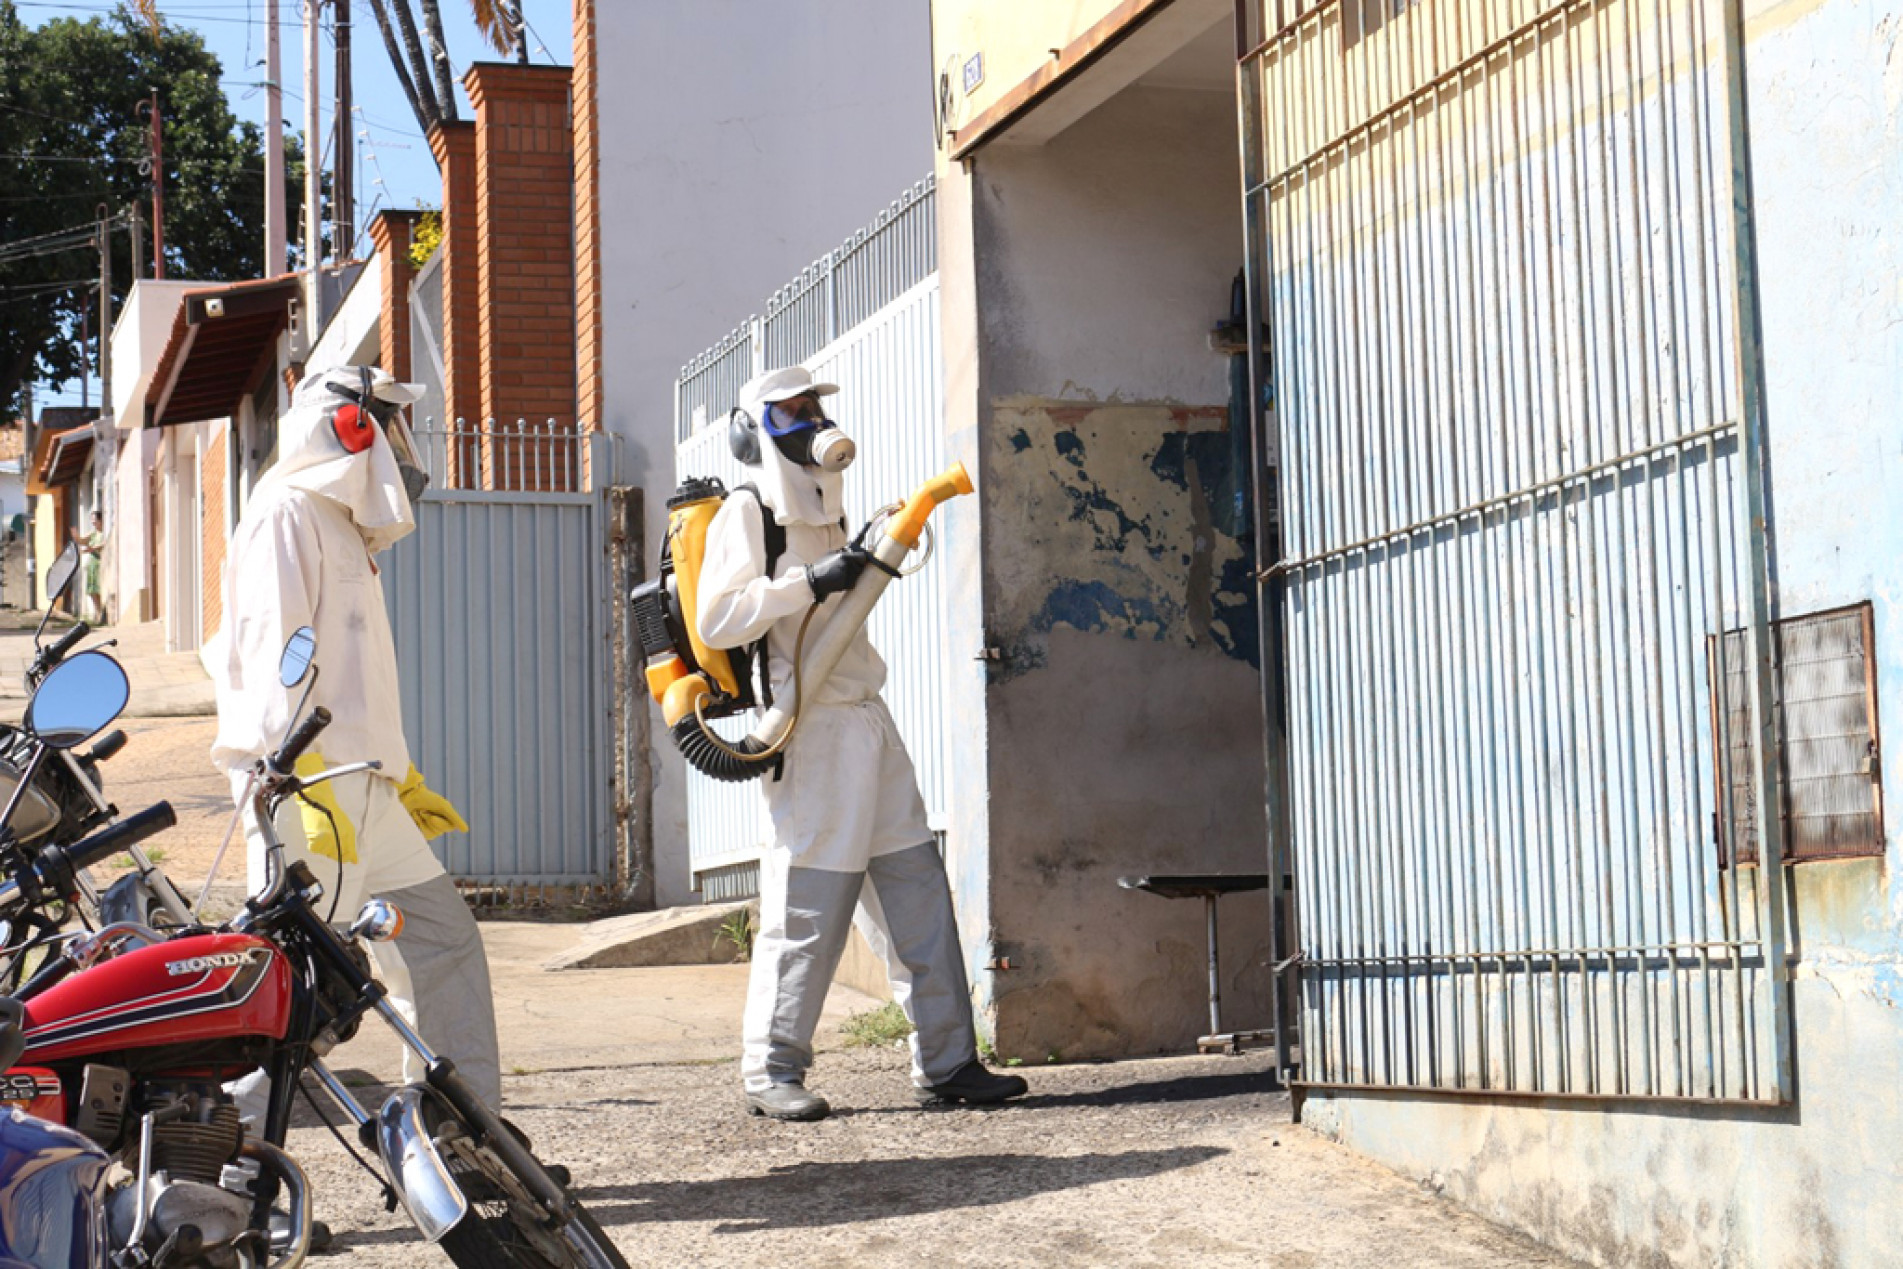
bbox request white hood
[255,366,416,554]
[736,380,844,528]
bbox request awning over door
[145,275,300,428]
[27,424,95,494]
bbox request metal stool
[1119,873,1275,1055]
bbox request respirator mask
[765,400,856,473]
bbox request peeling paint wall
[1303,1,1903,1263]
[962,82,1272,1059]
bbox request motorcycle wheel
[421,1098,627,1269]
[98,874,186,931]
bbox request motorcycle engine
[106,1088,262,1267]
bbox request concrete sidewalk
[0,617,216,722]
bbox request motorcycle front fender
[0,1108,111,1267]
[373,1084,467,1243]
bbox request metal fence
[382,421,618,905]
[675,271,948,898]
[675,176,937,440]
[1240,0,1789,1102]
[411,418,588,494]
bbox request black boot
[746,1081,831,1121]
[915,1059,1029,1106]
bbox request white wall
[110,280,198,426]
[594,0,932,905]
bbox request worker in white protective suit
[210,364,501,1115]
[697,365,1029,1121]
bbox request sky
[21,0,574,409]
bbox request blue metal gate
[380,423,616,900]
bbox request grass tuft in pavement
[840,1001,913,1048]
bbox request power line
[0,218,109,254]
[15,2,270,27]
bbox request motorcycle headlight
[349,899,404,943]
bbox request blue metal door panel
[380,490,610,893]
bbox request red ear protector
[329,366,379,454]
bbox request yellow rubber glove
[398,764,469,840]
[293,751,358,865]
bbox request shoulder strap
[725,484,786,723]
[730,484,787,579]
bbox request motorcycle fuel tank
[21,933,292,1064]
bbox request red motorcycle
[0,632,628,1268]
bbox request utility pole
[264,0,286,274]
[138,91,164,279]
[512,1,528,63]
[304,0,321,278]
[97,212,112,423]
[333,0,353,260]
[129,200,144,281]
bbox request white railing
[411,419,595,494]
[675,176,936,440]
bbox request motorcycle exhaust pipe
[244,1140,312,1268]
[667,460,975,782]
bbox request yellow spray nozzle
[886,460,975,549]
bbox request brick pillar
[466,62,577,493]
[428,121,480,487]
[367,210,423,384]
[571,0,603,470]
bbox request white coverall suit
[210,368,501,1108]
[697,385,978,1095]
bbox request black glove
[806,547,871,601]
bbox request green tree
[0,1,303,418]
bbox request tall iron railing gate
[380,422,617,902]
[1238,0,1790,1102]
[673,180,947,901]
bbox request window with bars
[1715,603,1884,865]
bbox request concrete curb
[543,899,757,971]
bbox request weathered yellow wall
[931,0,1132,138]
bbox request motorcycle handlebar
[36,622,90,675]
[269,707,330,775]
[34,802,178,899]
[86,729,127,764]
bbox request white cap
[741,365,838,405]
[365,366,426,405]
[313,363,425,405]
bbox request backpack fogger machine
[632,461,974,782]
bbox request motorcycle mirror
[33,543,82,649]
[24,650,131,750]
[280,627,317,688]
[348,898,404,943]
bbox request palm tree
[131,0,526,147]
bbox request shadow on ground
[840,1067,1282,1117]
[326,1146,1225,1250]
[575,1146,1227,1234]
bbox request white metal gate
[1239,0,1791,1102]
[380,423,617,900]
[673,180,947,900]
